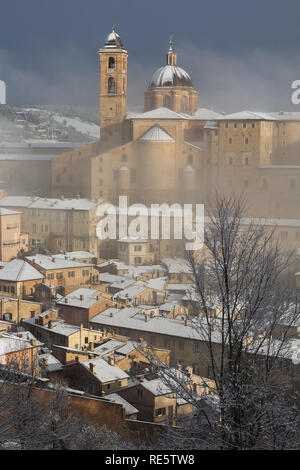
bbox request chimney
[145,315,150,322]
[60,195,65,200]
[76,193,80,199]
[43,358,48,366]
[108,357,115,366]
[30,339,36,346]
[89,363,95,374]
[75,355,79,362]
[89,342,94,352]
[65,297,68,303]
[80,295,84,301]
[48,320,53,329]
[184,319,190,326]
[211,324,217,331]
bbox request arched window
[108,77,115,94]
[108,57,115,69]
[188,154,193,164]
[180,96,188,112]
[163,95,171,109]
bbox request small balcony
[6,224,18,229]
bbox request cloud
[1,41,300,113]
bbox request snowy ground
[51,114,100,139]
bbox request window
[192,342,199,352]
[244,156,249,165]
[252,122,255,128]
[225,122,228,128]
[262,178,268,190]
[188,154,193,164]
[130,168,136,183]
[228,157,233,165]
[180,96,187,112]
[245,138,249,144]
[243,123,247,128]
[56,272,63,280]
[163,95,171,109]
[99,179,103,186]
[229,138,232,144]
[134,257,142,264]
[108,57,115,69]
[121,154,127,162]
[41,224,48,233]
[108,77,115,94]
[56,174,61,183]
[137,388,143,397]
[113,169,118,181]
[82,270,89,277]
[47,273,54,280]
[179,340,184,350]
[68,271,75,278]
[156,408,166,417]
[281,231,288,240]
[289,179,296,190]
[134,245,142,252]
[32,224,36,234]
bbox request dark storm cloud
[1,0,300,110]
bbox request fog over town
[0,0,300,454]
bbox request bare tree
[150,193,300,449]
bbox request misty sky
[1,0,300,112]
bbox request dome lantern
[166,36,177,66]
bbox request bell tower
[98,25,128,133]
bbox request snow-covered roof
[162,258,192,274]
[218,110,300,121]
[0,259,44,282]
[81,358,129,383]
[0,331,42,356]
[90,307,222,343]
[146,277,167,291]
[190,108,222,120]
[26,254,93,270]
[127,107,189,120]
[53,251,95,260]
[0,208,22,216]
[39,352,63,372]
[139,125,174,142]
[113,285,148,300]
[204,120,219,129]
[140,377,173,396]
[23,317,79,336]
[0,196,100,212]
[106,393,138,416]
[149,65,193,88]
[93,339,126,356]
[57,288,102,309]
[0,154,56,161]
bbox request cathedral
[50,26,300,262]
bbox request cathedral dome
[148,38,193,89]
[149,65,193,89]
[104,26,124,48]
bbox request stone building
[46,26,300,270]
